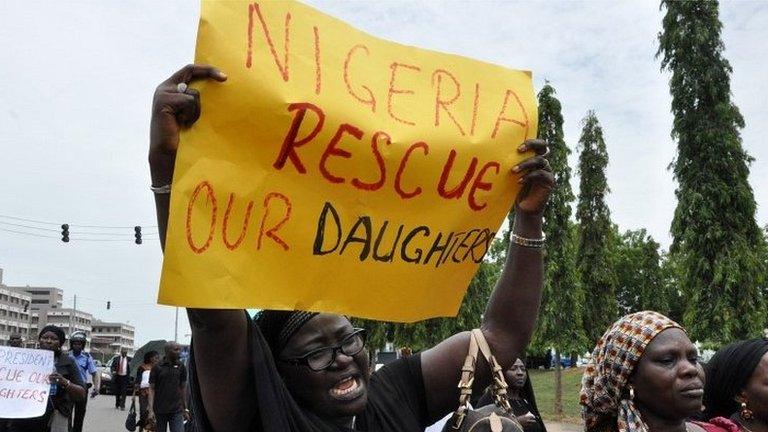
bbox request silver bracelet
[511,232,545,249]
[150,184,172,194]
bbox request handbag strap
[449,330,480,429]
[471,329,512,413]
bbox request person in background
[475,358,546,432]
[702,338,768,432]
[111,348,130,410]
[9,325,86,432]
[148,342,188,432]
[134,350,161,432]
[68,331,100,432]
[8,333,23,348]
[580,311,717,432]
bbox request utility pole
[70,294,77,337]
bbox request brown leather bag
[442,329,524,432]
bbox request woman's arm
[149,64,256,431]
[65,381,86,402]
[420,139,553,421]
[52,369,86,402]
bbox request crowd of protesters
[2,62,766,432]
[147,64,768,432]
[5,314,767,432]
[2,332,188,432]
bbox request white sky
[0,1,766,347]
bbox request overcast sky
[0,1,766,347]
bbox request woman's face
[632,328,704,421]
[38,331,61,352]
[150,354,160,365]
[277,313,370,422]
[505,358,527,390]
[740,352,768,423]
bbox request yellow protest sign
[159,0,537,322]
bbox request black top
[9,352,85,432]
[188,314,430,431]
[149,361,187,414]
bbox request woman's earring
[629,386,635,400]
[741,402,754,420]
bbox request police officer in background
[68,331,100,432]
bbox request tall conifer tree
[576,112,617,344]
[529,84,584,417]
[658,0,766,342]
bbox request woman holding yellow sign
[148,63,552,432]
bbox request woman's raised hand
[149,64,226,181]
[513,139,554,215]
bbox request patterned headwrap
[580,311,683,432]
[255,310,319,355]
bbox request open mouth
[329,376,363,401]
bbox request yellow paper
[159,0,538,322]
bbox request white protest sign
[0,347,54,418]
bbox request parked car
[98,367,112,394]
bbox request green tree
[660,251,685,323]
[576,111,618,344]
[659,0,767,342]
[614,228,669,316]
[527,84,584,418]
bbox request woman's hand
[517,412,538,428]
[49,372,65,386]
[149,64,227,184]
[513,139,554,216]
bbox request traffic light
[61,224,69,243]
[107,301,111,310]
[134,226,142,245]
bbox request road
[83,393,133,432]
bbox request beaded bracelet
[150,184,172,194]
[511,233,545,249]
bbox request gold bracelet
[511,233,545,249]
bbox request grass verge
[529,367,584,423]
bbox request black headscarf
[704,338,768,419]
[474,367,546,432]
[38,325,66,345]
[255,310,319,355]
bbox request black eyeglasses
[279,328,367,372]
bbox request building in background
[0,269,137,356]
[0,269,32,346]
[31,308,93,350]
[91,320,135,360]
[20,286,63,311]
